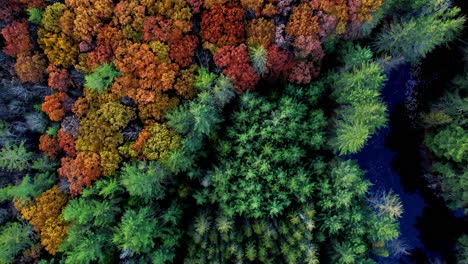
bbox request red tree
[39,135,60,159]
[265,45,293,80]
[169,34,198,67]
[288,59,320,84]
[214,45,259,93]
[1,20,33,58]
[57,152,101,196]
[201,4,245,48]
[143,16,174,43]
[46,65,72,92]
[86,44,113,70]
[0,0,21,23]
[58,129,76,157]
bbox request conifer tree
[375,0,465,62]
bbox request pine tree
[0,141,34,172]
[375,0,465,62]
[0,222,34,263]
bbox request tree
[75,101,135,155]
[28,8,43,25]
[112,0,146,41]
[374,0,465,62]
[86,44,113,71]
[285,3,322,59]
[120,161,169,202]
[0,173,54,202]
[200,4,245,49]
[209,89,326,218]
[246,18,275,48]
[17,185,68,255]
[130,123,181,165]
[265,45,293,80]
[330,121,370,156]
[84,63,121,94]
[0,141,34,172]
[329,45,387,155]
[41,3,68,34]
[46,64,72,92]
[113,207,158,255]
[14,54,47,83]
[0,0,21,24]
[64,0,114,42]
[425,125,467,163]
[39,134,60,159]
[214,45,259,93]
[287,59,320,84]
[58,129,76,157]
[169,34,198,67]
[316,160,399,261]
[41,92,67,122]
[1,20,33,58]
[0,222,33,264]
[248,46,267,76]
[37,30,78,68]
[186,205,319,263]
[456,235,468,264]
[57,152,101,196]
[174,65,198,99]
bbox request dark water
[349,65,464,263]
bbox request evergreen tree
[329,45,387,155]
[0,141,34,172]
[375,0,465,62]
[0,222,34,263]
[208,86,326,218]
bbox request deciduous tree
[58,152,101,195]
[1,20,33,58]
[42,92,67,122]
[14,54,47,83]
[214,45,259,93]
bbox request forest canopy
[0,0,465,263]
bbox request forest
[0,0,466,263]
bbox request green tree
[249,46,267,76]
[84,63,121,94]
[120,161,169,202]
[0,222,34,264]
[0,141,34,172]
[28,8,43,25]
[316,160,400,262]
[329,45,387,155]
[0,173,54,202]
[113,207,158,255]
[375,0,465,62]
[425,125,467,163]
[457,235,468,264]
[209,87,326,218]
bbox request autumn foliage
[42,92,67,122]
[0,0,395,262]
[39,135,60,159]
[16,186,68,255]
[201,4,245,49]
[14,54,47,83]
[46,65,73,92]
[58,152,101,196]
[1,20,33,58]
[214,45,259,92]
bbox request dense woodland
[0,0,466,263]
